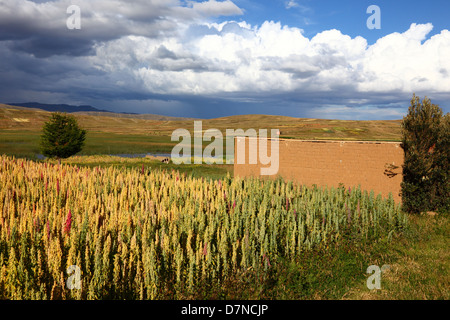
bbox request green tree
[401,94,449,214]
[432,113,450,213]
[40,113,87,160]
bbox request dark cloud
[0,0,240,58]
[0,1,448,120]
[10,36,96,58]
[155,45,178,60]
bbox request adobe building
[234,137,404,203]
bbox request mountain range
[5,102,195,121]
[7,102,114,113]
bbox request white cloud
[0,0,244,57]
[359,24,450,93]
[94,21,449,100]
[1,1,449,118]
[284,0,312,14]
[189,0,243,17]
[285,1,299,9]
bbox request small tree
[401,94,449,214]
[40,113,87,161]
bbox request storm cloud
[0,0,449,119]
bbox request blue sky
[232,0,450,44]
[0,0,449,119]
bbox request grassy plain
[0,104,447,300]
[0,104,402,160]
[59,155,233,180]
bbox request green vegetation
[0,156,408,299]
[0,130,41,159]
[401,94,449,214]
[59,155,233,181]
[81,133,175,156]
[345,213,449,300]
[1,104,403,162]
[0,130,176,159]
[40,113,87,160]
[0,103,448,300]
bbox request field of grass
[0,104,402,160]
[0,104,447,300]
[344,213,449,300]
[0,130,177,159]
[59,155,233,181]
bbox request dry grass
[1,104,402,141]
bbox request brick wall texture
[234,138,404,203]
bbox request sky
[0,0,449,120]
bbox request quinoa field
[0,155,409,299]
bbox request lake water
[35,153,173,160]
[109,153,172,158]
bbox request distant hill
[74,111,196,121]
[2,102,198,123]
[5,102,195,121]
[7,102,111,113]
[0,103,402,148]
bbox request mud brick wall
[234,138,404,203]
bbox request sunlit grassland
[1,104,402,161]
[0,130,177,159]
[1,105,447,300]
[59,155,234,181]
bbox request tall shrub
[401,94,449,214]
[40,113,87,160]
[432,113,450,213]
